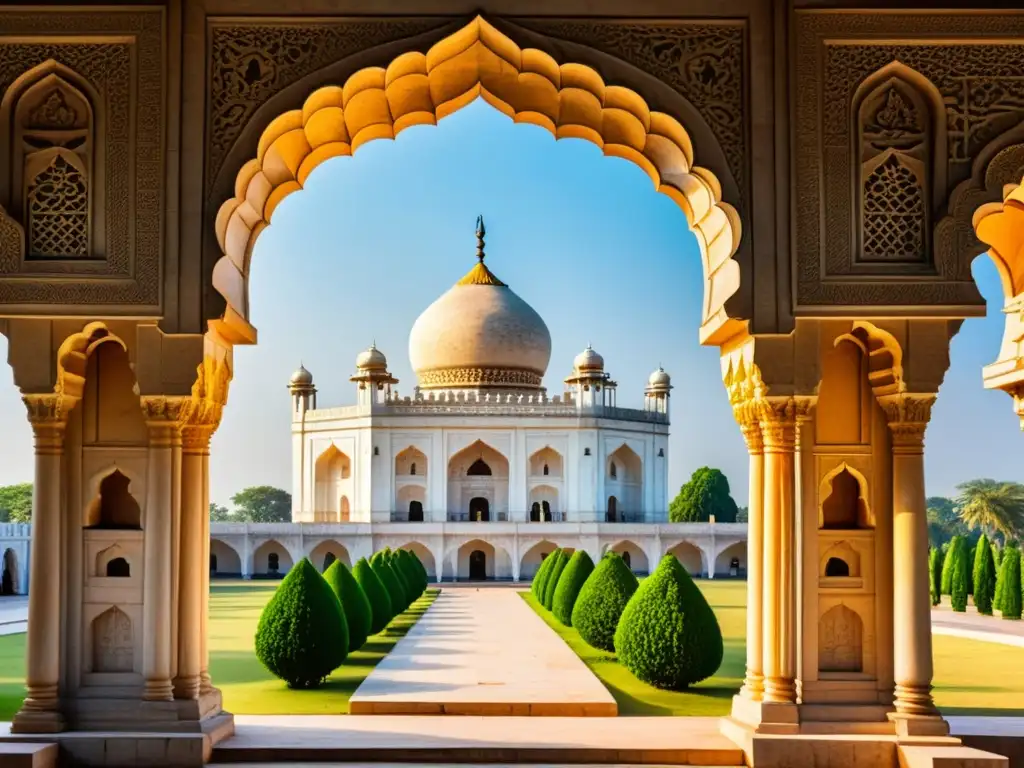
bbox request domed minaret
[644,366,672,416]
[350,343,398,407]
[288,364,316,415]
[564,344,617,409]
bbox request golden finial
[476,215,486,262]
[456,215,505,286]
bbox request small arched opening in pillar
[825,558,850,577]
[818,604,864,674]
[820,466,872,530]
[85,470,142,529]
[105,557,130,577]
[1,548,17,595]
[92,606,133,673]
[820,541,862,578]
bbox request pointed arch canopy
[214,16,743,347]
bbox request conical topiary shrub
[571,552,639,651]
[996,543,1016,613]
[323,559,373,652]
[614,554,723,690]
[967,543,977,596]
[553,550,595,626]
[408,549,430,587]
[386,550,414,609]
[929,547,942,606]
[254,557,348,688]
[531,549,558,599]
[999,547,1022,620]
[973,535,996,616]
[542,549,569,610]
[950,537,969,612]
[399,549,426,595]
[941,535,960,595]
[354,556,392,634]
[372,551,407,615]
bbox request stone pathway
[0,596,27,636]
[349,586,617,716]
[931,604,1024,648]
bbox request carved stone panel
[795,12,1024,312]
[819,603,863,673]
[92,605,133,673]
[0,8,164,309]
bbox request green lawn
[1,580,1022,719]
[523,580,1024,717]
[0,584,438,719]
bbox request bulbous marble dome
[290,365,313,386]
[409,255,552,390]
[648,367,671,387]
[574,344,604,371]
[356,344,387,370]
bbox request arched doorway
[606,496,618,522]
[409,500,424,522]
[469,550,487,581]
[530,502,540,522]
[469,497,489,522]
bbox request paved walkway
[0,596,27,636]
[931,604,1024,648]
[349,587,617,716]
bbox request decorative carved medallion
[0,8,164,307]
[513,18,746,193]
[206,17,452,196]
[416,366,543,390]
[795,12,1024,310]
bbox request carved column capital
[140,396,187,446]
[733,399,763,454]
[22,394,75,453]
[879,393,935,451]
[180,424,214,454]
[758,397,797,452]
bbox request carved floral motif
[416,366,543,390]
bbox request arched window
[268,552,280,573]
[609,462,618,479]
[467,458,492,476]
[410,462,417,476]
[607,496,618,522]
[105,557,130,577]
[408,500,424,522]
[86,471,141,529]
[825,557,851,577]
[543,464,549,476]
[822,469,868,529]
[530,502,540,522]
[541,500,551,521]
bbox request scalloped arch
[214,16,744,347]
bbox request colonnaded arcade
[1,2,1024,767]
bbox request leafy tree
[542,549,569,610]
[254,558,348,688]
[614,555,723,690]
[955,479,1024,543]
[209,503,232,521]
[735,507,749,523]
[995,543,1015,613]
[571,553,639,651]
[0,483,32,523]
[998,547,1022,620]
[973,535,996,615]
[950,537,969,612]
[669,467,738,523]
[552,550,595,626]
[323,560,373,653]
[929,547,943,606]
[353,557,392,634]
[927,496,963,546]
[230,486,292,523]
[941,535,961,595]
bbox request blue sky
[0,98,1018,507]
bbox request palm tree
[954,479,1024,543]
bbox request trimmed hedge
[532,549,559,599]
[323,560,373,652]
[386,549,414,609]
[542,549,569,610]
[929,547,942,607]
[254,557,348,688]
[614,554,723,690]
[372,550,407,615]
[950,537,969,612]
[354,556,392,634]
[996,543,1015,612]
[571,552,639,652]
[973,535,996,616]
[552,550,595,626]
[941,535,960,595]
[999,547,1022,620]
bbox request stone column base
[888,711,951,737]
[9,708,65,734]
[727,694,800,733]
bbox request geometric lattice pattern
[26,154,89,258]
[862,155,926,262]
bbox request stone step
[899,744,1009,768]
[0,742,58,768]
[799,704,892,723]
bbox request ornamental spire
[476,215,486,263]
[456,215,505,286]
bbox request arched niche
[667,540,704,577]
[852,63,945,266]
[606,444,643,517]
[519,540,558,580]
[314,444,351,522]
[607,540,648,574]
[820,541,862,579]
[209,539,242,577]
[529,446,563,477]
[0,61,104,259]
[399,542,435,581]
[819,466,873,530]
[528,485,559,517]
[395,446,427,477]
[309,539,350,571]
[85,470,141,530]
[253,539,293,577]
[95,543,131,577]
[92,606,133,673]
[818,604,864,674]
[714,541,747,577]
[80,340,147,447]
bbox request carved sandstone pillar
[12,395,72,733]
[759,398,797,704]
[880,393,943,728]
[142,397,183,702]
[737,408,764,701]
[175,424,212,699]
